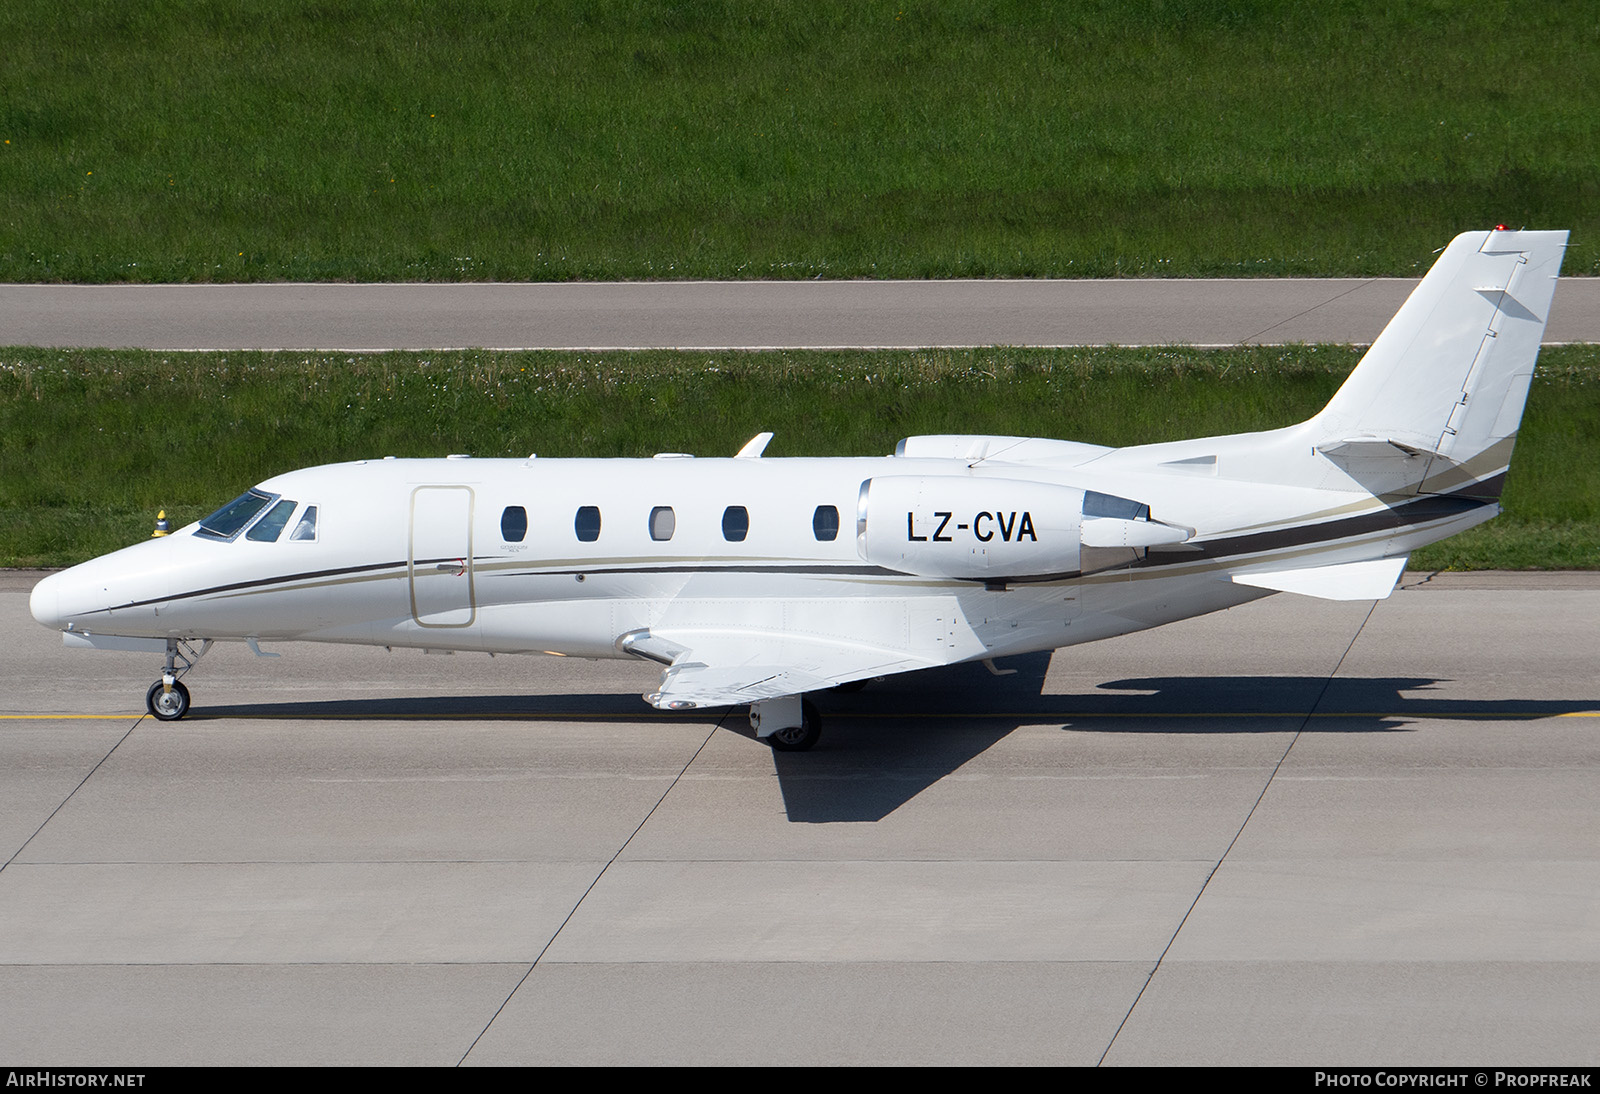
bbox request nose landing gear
[145,638,210,721]
[146,678,190,721]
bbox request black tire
[146,679,191,721]
[765,699,821,752]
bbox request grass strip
[2,344,1595,569]
[3,0,1599,281]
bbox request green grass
[2,344,1596,568]
[3,0,1598,281]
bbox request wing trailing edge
[623,627,940,709]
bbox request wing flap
[633,628,938,709]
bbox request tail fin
[1310,229,1566,497]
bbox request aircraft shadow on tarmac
[196,654,1599,824]
[765,660,1600,822]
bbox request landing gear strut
[751,696,822,752]
[145,638,210,721]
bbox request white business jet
[30,229,1566,750]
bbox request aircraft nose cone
[30,571,64,630]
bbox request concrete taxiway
[1,569,1596,1065]
[4,277,1600,350]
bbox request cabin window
[246,499,298,542]
[290,506,318,542]
[812,504,840,541]
[575,505,602,542]
[721,505,749,542]
[196,489,275,541]
[501,505,528,542]
[649,506,676,542]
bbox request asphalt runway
[4,277,1600,349]
[2,569,1596,1065]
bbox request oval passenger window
[501,505,528,542]
[813,505,840,541]
[649,506,676,542]
[575,505,602,542]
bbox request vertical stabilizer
[1310,229,1566,496]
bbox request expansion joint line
[0,713,146,875]
[455,713,726,1066]
[1095,600,1379,1066]
[1234,277,1382,348]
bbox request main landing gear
[750,696,821,752]
[145,638,210,721]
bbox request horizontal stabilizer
[1231,556,1407,601]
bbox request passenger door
[409,485,476,627]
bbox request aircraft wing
[621,628,940,709]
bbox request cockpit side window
[196,490,276,540]
[289,505,318,542]
[246,499,298,542]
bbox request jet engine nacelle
[856,476,1086,579]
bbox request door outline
[408,485,476,627]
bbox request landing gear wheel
[146,679,191,721]
[765,699,821,752]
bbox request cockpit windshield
[196,490,276,540]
